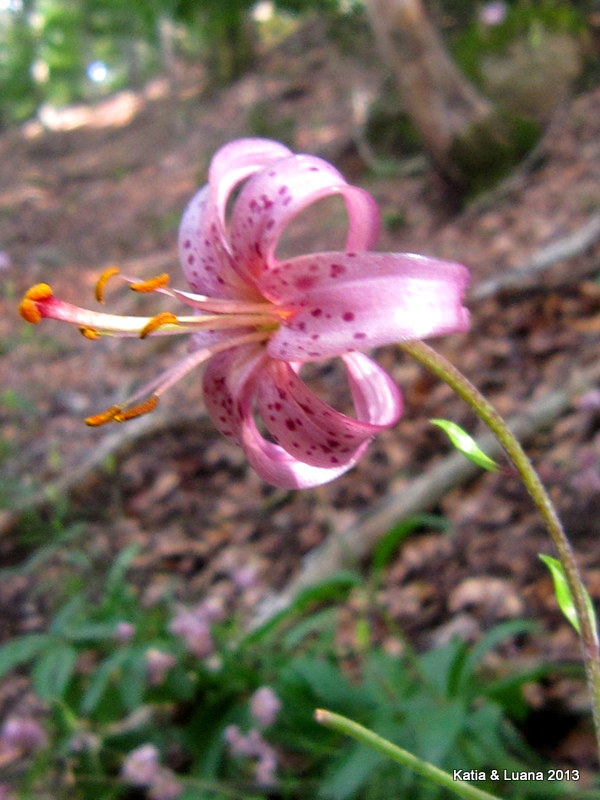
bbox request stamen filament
[170,287,291,318]
[86,330,270,428]
[152,329,271,400]
[115,275,284,317]
[176,313,280,332]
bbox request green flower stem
[315,709,501,800]
[399,339,600,755]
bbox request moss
[450,111,540,194]
[365,85,422,160]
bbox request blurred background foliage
[0,0,596,129]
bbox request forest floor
[2,18,600,780]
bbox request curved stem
[315,709,502,800]
[399,339,600,755]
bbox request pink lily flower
[19,138,469,489]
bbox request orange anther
[26,283,53,301]
[130,273,170,294]
[79,326,101,340]
[139,311,179,339]
[18,283,53,323]
[95,266,120,303]
[85,405,121,427]
[113,395,159,422]
[19,298,42,323]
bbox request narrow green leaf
[32,642,77,700]
[80,648,131,715]
[0,633,53,680]
[372,514,449,572]
[430,419,498,472]
[104,543,140,599]
[539,554,597,636]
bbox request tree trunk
[364,0,528,190]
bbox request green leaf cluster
[0,536,579,800]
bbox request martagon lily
[19,138,469,489]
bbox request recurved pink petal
[254,358,394,469]
[341,351,403,424]
[204,347,365,488]
[202,344,266,446]
[179,186,252,298]
[208,138,292,233]
[265,251,469,361]
[228,154,380,282]
[179,139,291,298]
[239,411,368,489]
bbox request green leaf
[80,648,130,715]
[48,592,86,635]
[539,554,597,636]
[430,419,498,472]
[241,571,360,647]
[457,618,539,695]
[372,514,449,572]
[319,739,385,800]
[32,642,77,700]
[104,543,140,601]
[119,647,148,712]
[0,633,53,680]
[64,621,125,642]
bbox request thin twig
[472,213,600,301]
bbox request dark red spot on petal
[342,312,355,322]
[294,275,315,291]
[330,263,346,278]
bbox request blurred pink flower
[146,648,176,685]
[121,743,182,799]
[479,1,507,26]
[19,138,469,488]
[121,743,160,786]
[149,772,183,800]
[0,717,46,758]
[114,621,136,643]
[223,725,278,787]
[250,686,281,727]
[230,563,259,589]
[168,604,214,658]
[0,784,17,800]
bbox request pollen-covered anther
[113,395,159,422]
[85,405,121,427]
[18,283,53,323]
[79,326,101,340]
[129,273,170,294]
[95,266,121,303]
[139,311,179,339]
